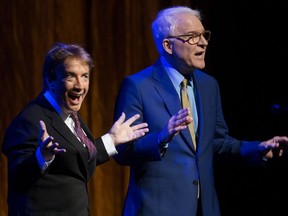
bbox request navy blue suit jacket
[113,59,263,216]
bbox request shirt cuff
[158,136,169,156]
[36,147,54,173]
[101,133,118,156]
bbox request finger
[178,107,189,114]
[42,136,54,148]
[39,120,46,132]
[178,114,191,123]
[49,142,67,154]
[54,148,67,153]
[133,129,149,138]
[125,113,141,126]
[273,136,288,142]
[38,120,46,142]
[279,149,283,157]
[174,125,187,133]
[176,116,191,126]
[131,122,148,130]
[177,108,189,118]
[49,142,58,152]
[278,136,288,142]
[115,112,126,124]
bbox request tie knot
[181,78,189,88]
[70,112,80,127]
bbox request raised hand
[38,120,66,161]
[109,112,149,145]
[258,136,288,159]
[158,108,192,144]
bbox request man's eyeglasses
[167,30,211,45]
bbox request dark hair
[42,42,94,90]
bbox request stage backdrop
[0,0,195,215]
[1,0,288,216]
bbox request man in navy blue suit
[113,6,288,216]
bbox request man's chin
[64,105,81,113]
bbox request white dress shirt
[37,91,117,172]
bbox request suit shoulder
[194,70,219,84]
[194,69,216,79]
[121,65,155,88]
[5,96,52,133]
[127,65,154,79]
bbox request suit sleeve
[113,77,163,165]
[94,137,110,165]
[2,112,43,191]
[212,81,264,166]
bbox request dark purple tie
[71,112,97,161]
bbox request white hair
[151,6,201,55]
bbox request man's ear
[162,39,173,54]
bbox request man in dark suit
[2,42,149,216]
[113,6,288,216]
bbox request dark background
[1,0,288,215]
[204,1,288,216]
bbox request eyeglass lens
[190,31,210,44]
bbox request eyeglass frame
[166,30,211,45]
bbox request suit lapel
[38,95,90,172]
[152,61,195,152]
[192,70,205,154]
[152,68,180,117]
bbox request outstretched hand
[38,120,66,161]
[109,113,149,146]
[258,136,288,159]
[158,108,192,144]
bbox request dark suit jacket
[113,59,264,216]
[2,92,109,216]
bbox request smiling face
[49,57,90,114]
[163,13,208,74]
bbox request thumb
[38,120,47,142]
